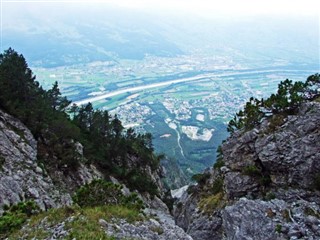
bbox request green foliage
[305,73,320,100]
[227,74,319,133]
[73,179,123,207]
[242,165,271,187]
[120,192,144,211]
[259,175,272,187]
[242,165,261,177]
[211,177,223,195]
[72,102,161,193]
[126,169,159,197]
[73,179,144,210]
[0,48,81,170]
[213,145,225,169]
[198,192,224,213]
[8,205,142,240]
[162,190,175,212]
[304,206,320,218]
[186,185,197,195]
[275,224,282,233]
[191,172,210,185]
[0,48,161,195]
[264,191,276,201]
[213,159,225,169]
[0,201,39,238]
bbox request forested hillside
[0,48,162,195]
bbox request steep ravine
[0,108,192,239]
[1,100,320,239]
[174,101,320,240]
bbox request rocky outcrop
[0,109,102,213]
[174,101,320,239]
[0,108,193,239]
[223,197,320,240]
[101,211,193,240]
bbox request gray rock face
[174,102,320,240]
[223,198,320,240]
[0,109,102,212]
[102,212,193,240]
[224,172,259,199]
[174,185,224,240]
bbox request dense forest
[0,48,161,195]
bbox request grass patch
[198,192,224,214]
[8,205,143,239]
[242,165,261,177]
[67,206,141,240]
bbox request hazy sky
[1,0,319,17]
[114,0,320,16]
[1,0,319,53]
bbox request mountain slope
[0,108,102,213]
[174,99,320,239]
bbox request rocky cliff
[0,108,192,239]
[174,101,320,240]
[0,109,103,213]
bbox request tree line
[0,48,160,195]
[227,74,320,133]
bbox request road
[73,69,312,106]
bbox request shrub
[242,165,261,177]
[120,192,144,211]
[73,179,123,207]
[73,179,144,210]
[191,172,210,185]
[126,169,159,197]
[259,175,272,187]
[265,191,276,201]
[214,145,225,169]
[211,177,223,195]
[0,201,39,238]
[275,224,282,233]
[187,185,197,195]
[213,159,225,169]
